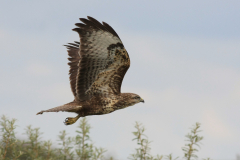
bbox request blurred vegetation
[128,122,163,160]
[0,115,215,160]
[182,122,203,160]
[0,115,105,160]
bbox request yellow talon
[64,115,81,125]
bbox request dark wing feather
[102,21,121,40]
[72,16,130,101]
[64,42,80,98]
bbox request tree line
[0,115,210,160]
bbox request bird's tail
[36,101,81,115]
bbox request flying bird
[37,16,144,125]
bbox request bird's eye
[134,96,140,99]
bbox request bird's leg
[64,114,81,125]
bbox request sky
[1,0,240,159]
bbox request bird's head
[123,93,144,106]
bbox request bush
[0,115,210,160]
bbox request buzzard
[37,16,144,125]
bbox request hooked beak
[140,98,145,103]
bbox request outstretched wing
[64,41,81,98]
[72,16,130,102]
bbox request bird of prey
[37,16,144,125]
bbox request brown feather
[36,101,81,114]
[72,17,130,101]
[64,42,81,98]
[102,21,121,40]
[87,16,109,31]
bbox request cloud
[202,109,234,139]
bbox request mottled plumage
[37,16,144,125]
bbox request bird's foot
[64,115,81,125]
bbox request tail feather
[36,102,81,115]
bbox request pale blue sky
[1,1,240,159]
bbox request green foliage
[164,154,178,160]
[202,158,212,160]
[0,115,106,160]
[129,122,209,160]
[23,125,43,159]
[58,130,74,160]
[74,118,106,160]
[128,122,163,160]
[43,140,56,160]
[75,117,92,159]
[182,122,203,160]
[0,115,23,160]
[0,115,211,160]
